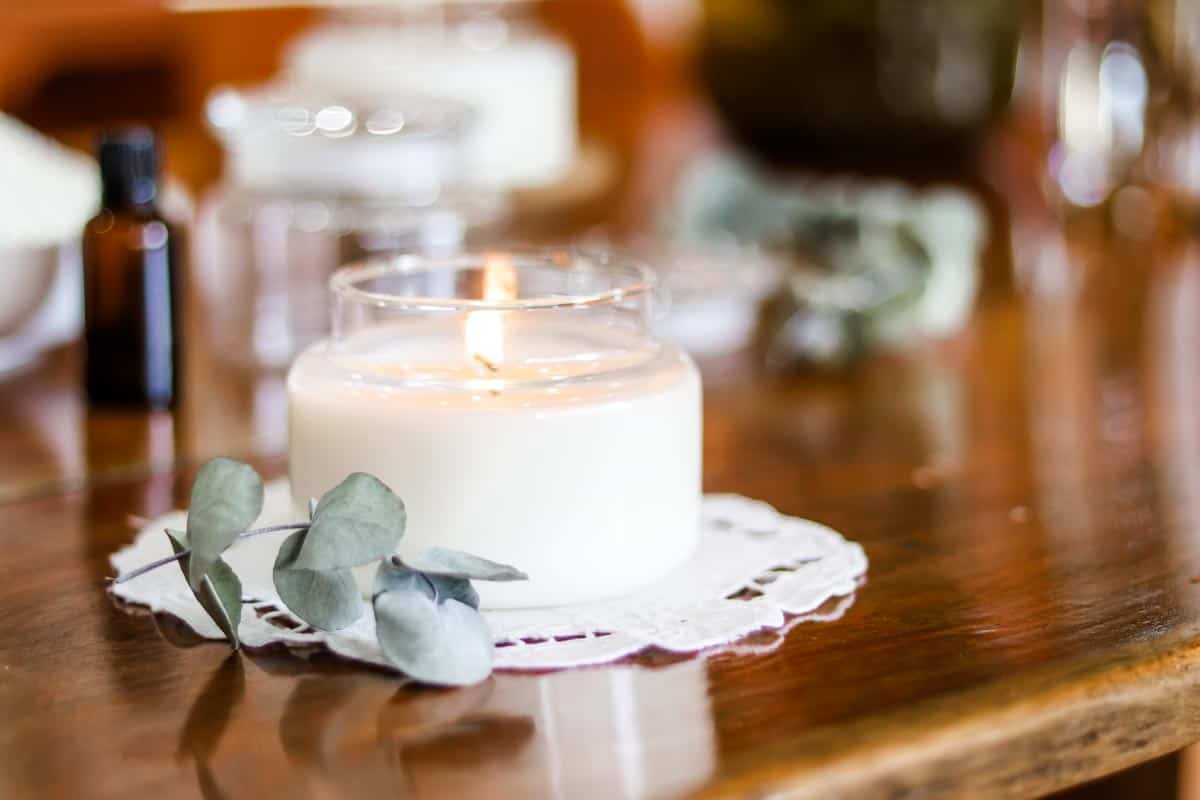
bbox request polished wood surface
[8,68,1200,800]
[5,211,1200,799]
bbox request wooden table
[5,103,1200,799]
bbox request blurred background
[6,2,1200,481]
[7,0,1196,378]
[1,0,1187,375]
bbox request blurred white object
[0,114,97,373]
[285,1,577,190]
[904,188,987,337]
[0,244,81,374]
[207,83,472,201]
[0,246,58,337]
[648,239,781,357]
[0,114,98,250]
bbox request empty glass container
[196,84,506,368]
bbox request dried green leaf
[290,473,405,571]
[373,591,493,686]
[374,557,479,610]
[408,547,528,582]
[273,531,363,631]
[168,529,242,648]
[185,459,264,589]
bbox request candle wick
[474,353,499,373]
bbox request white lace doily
[110,480,867,671]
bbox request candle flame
[465,255,516,370]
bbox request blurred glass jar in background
[283,0,577,192]
[197,85,506,369]
[697,0,1020,169]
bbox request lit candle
[287,251,702,608]
[464,253,516,370]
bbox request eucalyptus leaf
[290,473,405,571]
[272,531,364,631]
[185,459,264,589]
[374,557,479,610]
[167,529,242,648]
[426,574,481,610]
[373,591,493,686]
[407,547,529,582]
[373,557,429,596]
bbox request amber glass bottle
[83,130,182,409]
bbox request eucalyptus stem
[420,571,441,603]
[111,548,185,584]
[110,522,311,584]
[112,459,526,685]
[240,522,310,539]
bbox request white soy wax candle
[287,251,701,608]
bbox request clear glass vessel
[196,85,506,369]
[287,248,702,608]
[285,0,577,190]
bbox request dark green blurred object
[756,211,930,371]
[663,153,987,371]
[698,0,1021,168]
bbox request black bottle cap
[97,128,159,209]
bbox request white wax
[287,320,702,608]
[285,21,578,189]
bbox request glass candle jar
[197,85,506,368]
[287,249,702,608]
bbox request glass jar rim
[206,83,473,143]
[330,249,659,313]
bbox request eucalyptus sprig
[114,458,528,686]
